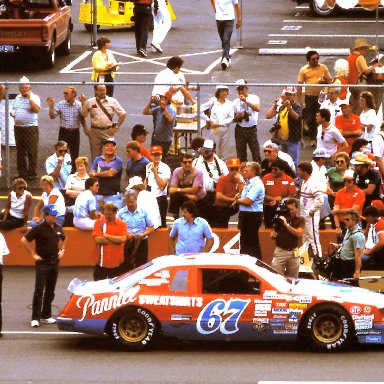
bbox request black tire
[44,39,56,69]
[84,23,100,32]
[300,304,355,351]
[309,0,338,16]
[108,307,159,350]
[57,28,71,56]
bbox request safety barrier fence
[1,81,383,189]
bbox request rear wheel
[309,0,338,16]
[300,304,355,351]
[108,307,159,350]
[43,39,56,69]
[57,28,71,56]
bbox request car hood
[291,279,384,308]
[68,277,137,296]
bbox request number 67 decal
[196,298,250,335]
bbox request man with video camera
[270,198,304,278]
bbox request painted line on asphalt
[259,48,350,55]
[270,33,384,38]
[60,50,93,74]
[2,331,81,335]
[284,19,384,23]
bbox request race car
[57,253,384,352]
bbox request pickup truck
[0,0,72,68]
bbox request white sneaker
[221,58,228,70]
[151,42,162,53]
[41,317,56,324]
[31,320,39,327]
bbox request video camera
[272,200,290,230]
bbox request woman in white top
[30,175,66,227]
[65,156,90,206]
[359,91,377,149]
[151,0,171,53]
[0,178,32,230]
[201,85,234,162]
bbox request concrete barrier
[1,227,338,267]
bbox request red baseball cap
[227,158,241,168]
[150,145,163,154]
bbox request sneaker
[221,58,228,70]
[31,320,39,327]
[138,49,147,58]
[151,42,162,53]
[41,317,56,324]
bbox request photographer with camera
[233,79,261,163]
[265,86,303,167]
[270,198,304,278]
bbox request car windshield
[255,258,293,284]
[111,261,153,283]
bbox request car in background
[57,253,384,352]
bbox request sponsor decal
[154,270,170,279]
[287,295,311,304]
[352,314,374,321]
[357,330,381,336]
[285,323,298,330]
[272,308,289,314]
[270,320,285,327]
[171,314,192,321]
[139,278,169,286]
[252,321,267,331]
[263,290,287,300]
[273,330,296,334]
[139,295,203,308]
[365,335,382,343]
[77,285,140,321]
[289,303,307,309]
[254,304,271,311]
[288,312,300,323]
[254,299,272,304]
[253,318,269,324]
[254,311,268,317]
[354,319,373,330]
[350,305,362,315]
[289,309,303,314]
[363,306,371,314]
[275,302,287,308]
[197,299,250,335]
[273,315,287,320]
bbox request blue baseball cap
[43,204,58,216]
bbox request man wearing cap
[297,51,332,147]
[348,37,382,114]
[45,141,72,193]
[335,100,361,152]
[233,80,261,163]
[92,202,128,280]
[125,140,150,181]
[169,153,206,220]
[210,0,241,70]
[21,204,67,328]
[80,84,126,160]
[261,142,296,179]
[215,158,244,228]
[193,139,228,227]
[117,190,154,270]
[265,86,303,167]
[11,76,41,181]
[144,145,171,227]
[352,152,381,209]
[90,138,124,212]
[143,92,176,157]
[131,124,151,161]
[316,108,348,162]
[47,86,89,167]
[332,169,365,239]
[262,158,297,229]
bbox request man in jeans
[270,198,304,278]
[210,0,241,70]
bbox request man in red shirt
[332,169,365,240]
[214,158,245,228]
[335,100,361,153]
[262,158,297,228]
[92,202,129,280]
[131,124,151,161]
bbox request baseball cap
[216,84,229,91]
[351,152,370,165]
[282,86,297,95]
[227,158,241,168]
[43,204,58,216]
[313,148,331,158]
[150,145,163,154]
[103,138,116,146]
[126,176,143,190]
[235,79,247,89]
[343,169,355,179]
[202,139,215,151]
[338,98,350,106]
[19,76,30,84]
[159,91,172,101]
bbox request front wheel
[108,307,159,350]
[309,0,338,16]
[300,304,355,351]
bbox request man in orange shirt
[332,169,365,240]
[131,124,151,161]
[92,202,129,280]
[335,100,361,153]
[262,158,297,228]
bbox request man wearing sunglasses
[45,141,72,193]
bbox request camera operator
[270,198,304,278]
[233,79,261,163]
[328,209,365,286]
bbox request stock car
[57,253,384,352]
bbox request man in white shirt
[319,87,342,124]
[373,122,384,179]
[233,79,261,162]
[193,139,228,226]
[210,0,241,70]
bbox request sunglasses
[264,150,272,154]
[182,160,193,164]
[344,218,353,222]
[58,149,67,153]
[230,167,240,171]
[151,153,162,156]
[63,92,69,95]
[336,160,345,164]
